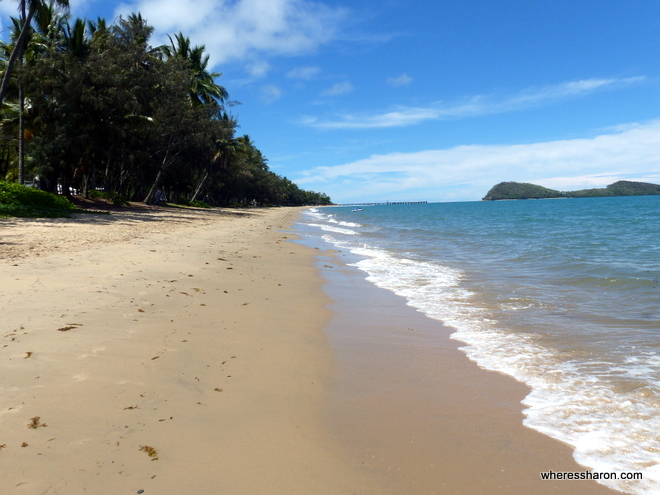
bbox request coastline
[301,226,622,495]
[0,206,621,494]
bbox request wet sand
[312,242,622,495]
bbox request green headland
[482,180,660,201]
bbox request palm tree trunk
[144,144,173,204]
[144,137,182,204]
[103,156,111,191]
[0,2,37,109]
[17,1,27,185]
[18,69,25,185]
[190,171,208,202]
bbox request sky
[1,0,659,203]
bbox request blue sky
[2,0,659,203]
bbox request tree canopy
[0,6,332,207]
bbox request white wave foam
[303,208,326,221]
[306,223,357,236]
[321,239,659,495]
[329,218,362,227]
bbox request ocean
[297,196,660,495]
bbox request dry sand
[0,206,387,494]
[0,205,622,494]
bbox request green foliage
[175,197,211,208]
[605,180,660,196]
[0,9,330,208]
[0,180,74,217]
[87,190,108,199]
[88,190,128,205]
[482,182,564,201]
[483,180,660,201]
[568,188,610,198]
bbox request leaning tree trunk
[144,168,164,205]
[0,3,37,109]
[18,81,25,184]
[144,139,180,204]
[17,1,28,185]
[144,146,173,204]
[190,171,208,203]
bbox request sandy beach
[0,206,620,494]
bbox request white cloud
[506,77,645,106]
[70,0,98,16]
[309,105,460,129]
[260,83,283,103]
[321,81,354,96]
[114,0,346,70]
[296,120,660,202]
[307,76,647,129]
[286,66,321,80]
[246,60,271,78]
[386,73,412,87]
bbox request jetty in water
[337,201,428,206]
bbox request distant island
[482,180,660,201]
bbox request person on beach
[154,189,167,204]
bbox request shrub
[0,181,76,218]
[88,189,128,205]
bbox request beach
[0,206,620,494]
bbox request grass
[172,198,211,209]
[0,181,75,218]
[88,189,129,206]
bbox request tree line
[0,1,332,207]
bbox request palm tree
[190,119,239,203]
[16,2,68,184]
[188,44,228,106]
[63,17,89,58]
[87,17,108,42]
[163,32,228,106]
[33,0,68,49]
[0,17,24,182]
[0,0,69,110]
[0,0,69,183]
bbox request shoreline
[0,207,622,493]
[298,222,622,494]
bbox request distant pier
[337,201,428,206]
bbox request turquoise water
[299,196,660,495]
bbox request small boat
[351,208,363,212]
